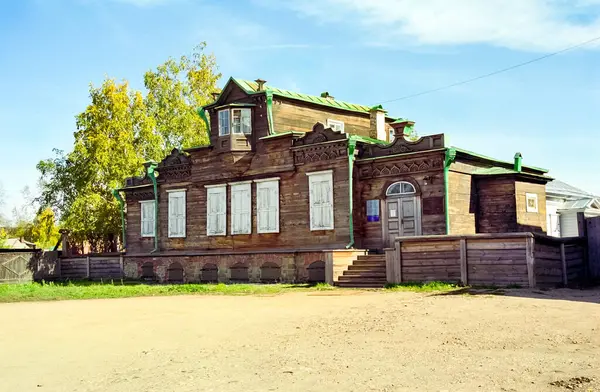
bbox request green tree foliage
[30,208,60,250]
[0,228,7,248]
[144,42,219,149]
[37,44,220,250]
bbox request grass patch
[0,280,334,303]
[385,281,460,292]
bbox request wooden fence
[59,255,123,280]
[0,250,59,283]
[385,233,588,288]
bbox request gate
[0,251,37,283]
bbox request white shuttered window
[140,200,155,237]
[230,182,251,235]
[206,185,227,236]
[168,190,186,238]
[256,179,279,233]
[307,170,334,231]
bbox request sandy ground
[1,289,599,392]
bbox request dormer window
[218,109,230,136]
[326,119,344,133]
[218,108,252,136]
[232,108,252,134]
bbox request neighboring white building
[546,180,600,237]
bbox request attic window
[218,108,252,136]
[218,109,230,136]
[326,119,344,133]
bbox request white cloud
[267,0,600,52]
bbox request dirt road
[1,289,599,392]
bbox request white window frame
[231,108,252,135]
[255,178,280,234]
[167,189,186,238]
[218,109,230,136]
[205,184,227,236]
[307,170,334,231]
[229,181,252,235]
[389,129,395,143]
[139,200,155,237]
[326,119,344,133]
[526,193,539,213]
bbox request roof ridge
[231,77,389,116]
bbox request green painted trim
[259,131,305,140]
[346,138,357,249]
[146,162,159,253]
[350,134,388,146]
[265,90,275,135]
[197,107,210,141]
[514,152,523,173]
[453,147,548,173]
[444,148,457,235]
[213,103,256,110]
[111,189,126,251]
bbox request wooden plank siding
[476,178,518,233]
[60,257,123,280]
[447,170,477,234]
[515,181,547,233]
[272,99,381,138]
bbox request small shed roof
[546,179,595,199]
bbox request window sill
[168,235,186,239]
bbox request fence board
[385,233,587,288]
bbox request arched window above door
[386,181,416,196]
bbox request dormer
[202,78,271,153]
[214,104,254,152]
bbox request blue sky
[1,0,599,221]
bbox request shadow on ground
[432,287,600,304]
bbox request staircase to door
[336,254,387,288]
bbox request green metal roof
[453,147,549,173]
[259,131,306,140]
[472,166,551,180]
[349,134,388,146]
[230,78,377,115]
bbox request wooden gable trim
[358,133,445,159]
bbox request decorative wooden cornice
[157,149,192,182]
[292,123,348,165]
[126,190,155,201]
[358,157,444,179]
[358,133,445,159]
[293,122,347,147]
[294,142,347,165]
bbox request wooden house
[546,180,600,237]
[117,78,552,286]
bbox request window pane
[241,109,252,134]
[219,110,230,136]
[402,183,415,193]
[232,110,242,134]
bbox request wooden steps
[335,254,387,288]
